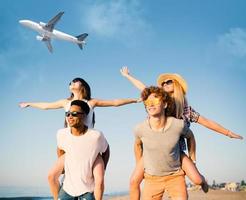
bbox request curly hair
[141,86,176,117]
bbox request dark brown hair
[65,78,95,127]
[68,77,91,100]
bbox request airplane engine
[39,22,46,27]
[36,35,44,41]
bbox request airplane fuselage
[19,20,85,44]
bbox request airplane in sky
[19,12,88,53]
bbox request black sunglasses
[161,80,173,86]
[65,111,85,117]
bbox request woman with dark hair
[19,77,139,200]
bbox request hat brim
[157,73,188,94]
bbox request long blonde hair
[171,80,186,119]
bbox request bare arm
[134,138,143,163]
[101,145,110,170]
[57,147,65,158]
[19,99,67,110]
[120,66,146,91]
[186,130,196,162]
[89,98,140,108]
[197,115,243,140]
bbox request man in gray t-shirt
[134,86,192,200]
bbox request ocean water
[0,186,126,200]
[0,186,51,199]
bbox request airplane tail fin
[76,33,88,50]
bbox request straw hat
[157,73,188,94]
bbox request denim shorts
[58,187,95,200]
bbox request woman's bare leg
[130,158,144,200]
[181,153,208,193]
[93,155,105,200]
[47,155,65,200]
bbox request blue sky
[0,0,246,196]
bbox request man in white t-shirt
[57,100,109,200]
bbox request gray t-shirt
[134,117,192,176]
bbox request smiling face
[161,79,174,93]
[66,105,85,128]
[144,93,166,117]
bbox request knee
[47,169,58,183]
[192,176,203,185]
[47,171,54,183]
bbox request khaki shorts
[142,169,187,200]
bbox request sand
[108,190,246,200]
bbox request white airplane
[19,12,88,53]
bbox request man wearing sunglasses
[134,86,193,200]
[56,100,109,200]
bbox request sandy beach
[108,190,246,200]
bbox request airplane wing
[44,39,53,53]
[44,11,64,32]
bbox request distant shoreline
[1,190,246,200]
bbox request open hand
[120,66,130,77]
[228,131,243,140]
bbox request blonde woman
[19,77,139,200]
[120,67,243,200]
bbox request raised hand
[120,66,130,77]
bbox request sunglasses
[144,97,162,107]
[65,111,85,117]
[69,79,81,86]
[161,79,173,86]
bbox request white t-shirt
[64,100,94,128]
[57,127,108,196]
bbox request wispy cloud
[217,28,246,58]
[82,0,151,41]
[0,25,45,89]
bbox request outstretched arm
[89,98,140,108]
[120,66,146,91]
[197,115,243,140]
[19,99,67,110]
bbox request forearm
[28,102,52,110]
[123,74,146,91]
[112,98,138,106]
[197,115,243,139]
[20,99,65,110]
[27,102,64,110]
